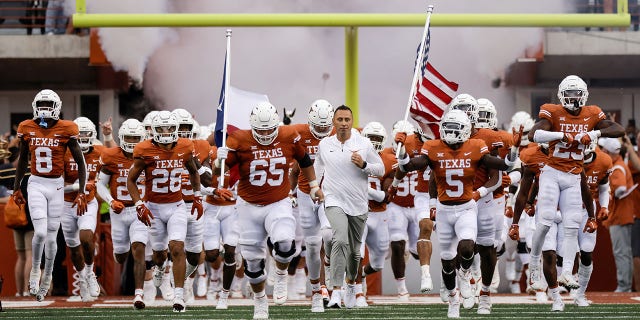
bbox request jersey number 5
[445,169,464,198]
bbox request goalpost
[72,0,630,125]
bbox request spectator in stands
[20,1,47,35]
[601,137,635,292]
[45,0,67,35]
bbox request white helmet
[199,124,213,142]
[191,119,200,140]
[416,125,434,141]
[510,111,535,146]
[151,110,179,144]
[583,138,599,163]
[476,98,498,129]
[250,102,280,145]
[439,110,472,145]
[308,99,334,139]
[142,110,159,139]
[171,108,195,139]
[362,121,387,152]
[558,75,588,111]
[118,119,146,153]
[73,117,97,152]
[32,89,62,120]
[448,93,479,124]
[391,120,415,152]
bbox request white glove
[217,147,229,160]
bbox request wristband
[194,191,202,197]
[477,186,489,198]
[135,200,144,208]
[361,161,367,169]
[309,180,319,188]
[392,177,402,188]
[429,198,437,208]
[197,166,211,175]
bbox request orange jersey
[17,119,79,178]
[225,126,307,206]
[133,138,194,204]
[608,156,635,226]
[519,144,548,178]
[383,135,423,207]
[471,128,503,190]
[583,148,613,201]
[206,145,236,206]
[630,153,640,219]
[100,147,146,206]
[63,145,104,202]
[368,152,397,212]
[538,104,606,174]
[492,129,515,198]
[291,123,322,194]
[180,139,211,202]
[423,139,489,203]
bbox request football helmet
[448,93,479,124]
[476,98,498,129]
[362,121,387,152]
[439,110,472,145]
[118,119,146,153]
[308,99,334,139]
[32,89,62,120]
[583,139,598,163]
[191,119,200,140]
[151,110,179,144]
[199,123,213,142]
[171,108,195,139]
[250,102,280,145]
[391,120,415,152]
[416,125,434,141]
[74,117,97,152]
[509,111,535,146]
[558,75,588,111]
[142,110,159,139]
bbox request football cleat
[311,292,325,312]
[216,289,229,310]
[133,294,145,310]
[253,295,269,319]
[172,297,186,313]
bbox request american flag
[410,30,459,139]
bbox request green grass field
[1,304,639,320]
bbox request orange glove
[430,207,436,221]
[385,185,398,204]
[136,201,154,226]
[508,224,520,241]
[512,125,524,148]
[597,207,609,222]
[192,192,204,220]
[12,189,26,205]
[505,206,514,218]
[583,217,598,233]
[72,193,88,216]
[562,132,574,146]
[214,188,235,201]
[394,132,407,145]
[110,200,126,214]
[524,203,535,217]
[501,174,512,188]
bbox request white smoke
[78,0,570,130]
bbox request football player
[528,75,624,293]
[215,102,324,320]
[61,117,104,302]
[127,111,205,312]
[392,110,520,318]
[96,119,150,309]
[13,89,89,302]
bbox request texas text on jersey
[583,148,613,200]
[17,119,79,178]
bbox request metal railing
[0,0,69,34]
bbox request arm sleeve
[368,187,386,202]
[313,145,325,180]
[533,130,564,143]
[598,182,610,208]
[97,171,114,204]
[363,142,384,177]
[508,170,521,186]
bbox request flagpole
[397,5,433,158]
[219,29,232,189]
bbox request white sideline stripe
[2,301,54,307]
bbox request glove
[217,147,229,160]
[136,201,154,226]
[385,185,398,204]
[512,125,524,148]
[12,190,26,205]
[508,224,520,241]
[214,188,235,201]
[524,203,535,217]
[191,192,204,220]
[72,193,88,216]
[394,132,407,145]
[505,206,514,218]
[289,194,298,208]
[597,207,609,222]
[575,130,600,146]
[501,174,512,188]
[583,217,598,233]
[110,200,125,214]
[561,132,574,146]
[430,207,436,221]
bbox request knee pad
[517,241,529,254]
[273,240,296,263]
[243,259,266,284]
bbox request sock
[174,287,184,299]
[85,263,94,274]
[549,286,560,300]
[577,262,593,295]
[254,289,266,299]
[210,266,221,281]
[481,285,490,293]
[185,261,198,278]
[355,283,363,294]
[421,264,431,277]
[561,228,579,273]
[135,288,144,296]
[311,282,321,292]
[197,263,206,276]
[395,278,407,294]
[530,223,550,257]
